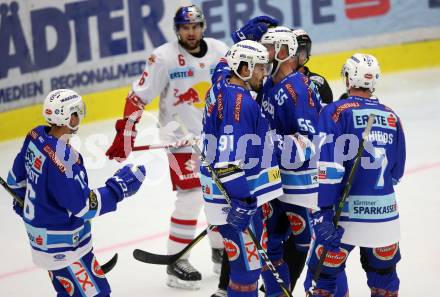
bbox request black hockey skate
[212,248,224,275]
[166,259,201,290]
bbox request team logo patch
[373,243,399,261]
[25,142,46,174]
[287,212,306,235]
[315,245,348,268]
[147,54,156,65]
[91,256,105,278]
[387,113,397,128]
[56,276,75,296]
[224,238,240,261]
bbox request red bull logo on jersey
[173,88,199,106]
[315,245,348,268]
[373,243,399,261]
[287,212,306,235]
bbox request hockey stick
[133,225,216,265]
[0,176,118,274]
[306,114,375,296]
[132,139,197,151]
[172,116,293,297]
[100,253,118,274]
[0,176,24,208]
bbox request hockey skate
[166,259,201,290]
[211,288,227,297]
[211,248,224,274]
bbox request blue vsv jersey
[317,96,406,247]
[8,126,120,270]
[261,72,322,209]
[200,64,283,225]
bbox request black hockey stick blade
[133,227,208,265]
[101,253,118,274]
[0,176,24,207]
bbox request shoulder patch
[285,83,297,105]
[43,145,67,173]
[332,102,361,122]
[29,129,39,140]
[147,54,156,65]
[234,93,243,122]
[217,92,224,120]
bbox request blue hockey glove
[226,197,257,232]
[106,164,146,202]
[231,16,279,43]
[311,208,344,252]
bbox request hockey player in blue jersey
[200,40,283,297]
[256,26,325,297]
[305,54,406,297]
[7,89,146,296]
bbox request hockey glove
[227,197,257,232]
[231,16,279,43]
[106,92,144,161]
[311,208,344,252]
[106,164,146,202]
[106,118,137,161]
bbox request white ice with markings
[1,68,439,296]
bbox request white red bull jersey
[132,38,228,146]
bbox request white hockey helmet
[226,40,269,81]
[43,89,86,130]
[342,53,381,92]
[260,26,298,63]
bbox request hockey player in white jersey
[106,5,228,290]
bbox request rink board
[1,38,440,142]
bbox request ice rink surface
[1,67,439,296]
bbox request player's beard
[250,79,263,92]
[179,38,201,51]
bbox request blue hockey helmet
[173,5,206,32]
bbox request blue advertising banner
[0,0,439,111]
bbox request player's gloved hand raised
[311,208,344,252]
[106,118,137,162]
[231,16,279,43]
[106,164,146,202]
[227,197,257,232]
